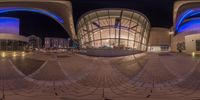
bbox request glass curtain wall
[0,40,27,51]
[77,9,150,51]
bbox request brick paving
[0,52,199,100]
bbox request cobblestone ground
[0,52,200,100]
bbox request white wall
[185,34,200,53]
[148,46,161,52]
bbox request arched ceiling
[174,0,200,32]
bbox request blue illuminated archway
[0,7,64,24]
[176,8,200,32]
[178,18,200,33]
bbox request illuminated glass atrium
[77,9,150,51]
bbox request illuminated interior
[77,9,150,51]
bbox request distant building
[27,35,42,50]
[148,28,171,52]
[0,17,28,51]
[44,37,69,49]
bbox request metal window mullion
[146,26,151,51]
[82,17,90,48]
[143,22,149,50]
[127,12,135,48]
[84,17,91,47]
[133,15,141,50]
[12,40,14,51]
[88,14,95,47]
[80,30,84,47]
[101,18,107,26]
[140,19,147,50]
[124,18,131,27]
[118,10,123,47]
[95,12,102,47]
[77,30,81,47]
[108,10,111,47]
[0,40,1,50]
[6,40,8,51]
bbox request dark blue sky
[72,0,175,28]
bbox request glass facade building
[44,37,69,49]
[28,35,42,50]
[0,40,27,51]
[77,9,151,51]
[0,33,28,51]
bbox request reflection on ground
[0,52,200,100]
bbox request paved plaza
[0,52,199,100]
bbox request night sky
[0,0,176,39]
[0,11,69,40]
[72,0,175,28]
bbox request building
[27,35,42,50]
[148,28,171,52]
[172,0,200,54]
[2,0,199,55]
[45,37,69,49]
[0,17,28,51]
[0,0,77,52]
[77,8,151,51]
[0,0,76,40]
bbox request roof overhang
[174,0,200,30]
[0,0,77,39]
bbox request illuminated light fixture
[0,7,64,24]
[177,18,200,33]
[176,10,193,31]
[13,52,17,57]
[1,52,6,58]
[169,28,174,35]
[169,31,174,35]
[115,17,121,28]
[22,51,25,57]
[192,52,196,58]
[175,9,200,32]
[190,12,200,17]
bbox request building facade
[0,0,76,39]
[148,28,171,52]
[77,8,151,51]
[45,37,69,49]
[0,17,28,51]
[27,35,42,50]
[172,0,200,54]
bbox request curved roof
[0,0,76,39]
[77,8,151,28]
[174,0,200,27]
